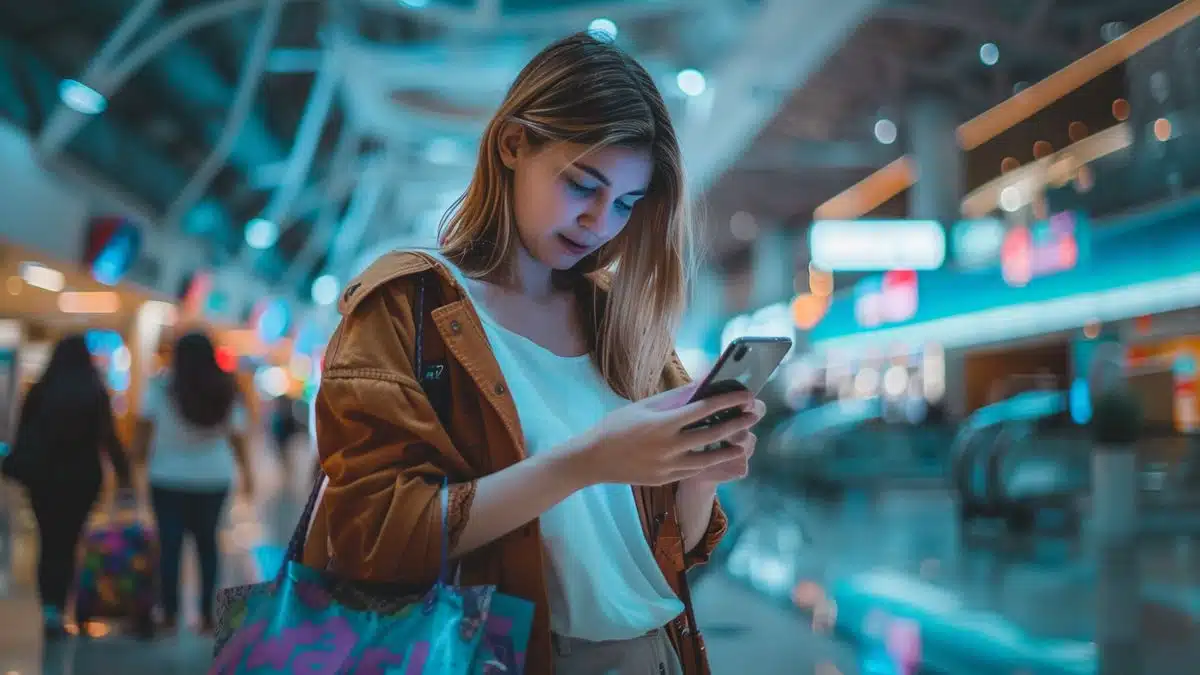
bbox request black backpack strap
[413,272,452,427]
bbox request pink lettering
[485,616,512,635]
[210,621,267,674]
[244,615,359,671]
[290,616,357,674]
[404,642,430,675]
[351,648,407,675]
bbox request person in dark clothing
[133,331,250,634]
[6,334,131,638]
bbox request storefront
[808,196,1200,420]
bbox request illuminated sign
[84,215,143,286]
[951,218,1006,270]
[1001,211,1082,287]
[855,270,918,328]
[810,220,946,272]
[721,302,797,361]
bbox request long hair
[439,32,695,400]
[169,331,235,429]
[34,333,109,417]
[22,334,112,455]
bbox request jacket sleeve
[683,496,729,569]
[315,285,476,585]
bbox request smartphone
[682,336,793,437]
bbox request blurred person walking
[302,32,763,675]
[133,331,251,634]
[1,335,131,638]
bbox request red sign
[855,270,918,328]
[1001,211,1080,287]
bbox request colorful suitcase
[74,507,159,637]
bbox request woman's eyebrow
[573,161,647,197]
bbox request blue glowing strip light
[814,271,1200,355]
[810,199,1200,354]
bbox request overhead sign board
[1000,210,1087,287]
[810,220,946,272]
[952,218,1006,270]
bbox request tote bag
[211,476,533,675]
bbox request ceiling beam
[736,140,900,172]
[678,0,882,195]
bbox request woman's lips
[558,233,590,254]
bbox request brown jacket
[302,251,727,675]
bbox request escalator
[952,390,1087,533]
[764,398,954,493]
[952,389,1200,536]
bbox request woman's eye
[614,201,634,215]
[566,179,595,196]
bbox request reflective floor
[1,438,1199,674]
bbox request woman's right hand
[567,384,762,487]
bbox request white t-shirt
[141,374,246,491]
[428,252,684,641]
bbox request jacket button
[449,320,462,335]
[493,382,507,395]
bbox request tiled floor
[0,442,845,675]
[5,436,1200,675]
[719,480,1200,674]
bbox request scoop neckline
[422,249,592,361]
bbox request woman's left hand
[683,429,757,485]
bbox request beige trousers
[551,628,685,675]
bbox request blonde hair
[440,32,695,400]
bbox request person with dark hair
[3,334,131,638]
[133,331,251,634]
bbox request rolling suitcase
[74,498,158,637]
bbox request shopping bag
[211,476,533,674]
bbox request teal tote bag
[211,476,534,674]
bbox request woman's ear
[497,123,524,170]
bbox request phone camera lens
[733,345,748,361]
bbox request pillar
[906,96,964,227]
[750,226,797,309]
[1096,545,1142,675]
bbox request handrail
[769,397,882,456]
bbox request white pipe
[36,0,163,157]
[37,0,320,159]
[250,51,341,243]
[163,0,286,229]
[280,129,363,290]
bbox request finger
[672,445,747,473]
[671,390,757,426]
[750,399,767,418]
[666,456,749,484]
[677,410,760,449]
[726,429,754,449]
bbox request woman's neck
[489,246,558,301]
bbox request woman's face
[501,131,653,271]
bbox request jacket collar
[338,248,614,317]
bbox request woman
[6,335,131,638]
[134,331,251,634]
[304,33,762,674]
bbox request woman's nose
[578,200,608,231]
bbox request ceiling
[704,0,1183,272]
[0,0,1186,310]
